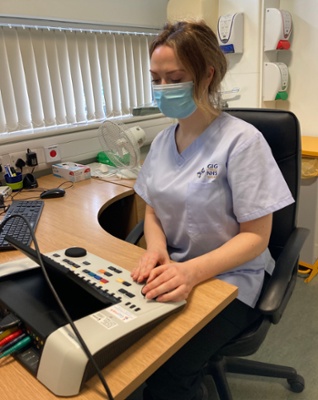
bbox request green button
[275,91,288,100]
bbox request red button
[276,40,290,50]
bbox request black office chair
[125,108,309,399]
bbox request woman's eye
[151,78,183,85]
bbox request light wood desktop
[301,135,318,158]
[0,175,237,400]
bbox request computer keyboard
[0,200,44,250]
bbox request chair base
[206,356,305,400]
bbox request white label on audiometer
[107,305,136,323]
[91,311,118,329]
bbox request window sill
[0,113,166,146]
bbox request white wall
[0,0,169,28]
[167,0,219,28]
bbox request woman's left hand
[141,262,195,302]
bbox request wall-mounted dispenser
[263,62,289,101]
[217,13,244,54]
[264,8,292,51]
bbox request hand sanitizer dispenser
[264,8,292,51]
[217,13,244,54]
[263,62,289,101]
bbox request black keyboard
[0,200,44,250]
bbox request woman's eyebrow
[150,69,185,75]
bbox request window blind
[0,23,156,136]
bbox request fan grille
[98,121,138,169]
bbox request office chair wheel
[287,375,305,393]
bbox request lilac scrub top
[134,112,294,307]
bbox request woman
[131,20,294,400]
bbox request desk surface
[302,135,318,157]
[0,175,237,400]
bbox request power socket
[10,151,26,167]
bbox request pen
[4,165,12,177]
[0,336,32,359]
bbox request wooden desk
[301,135,318,157]
[0,175,237,400]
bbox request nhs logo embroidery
[197,163,219,179]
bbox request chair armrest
[258,227,309,316]
[125,220,145,244]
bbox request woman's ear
[207,66,214,85]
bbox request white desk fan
[97,120,146,179]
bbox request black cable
[0,180,74,202]
[56,181,74,190]
[0,313,21,330]
[0,215,114,400]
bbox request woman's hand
[141,261,196,302]
[131,204,171,284]
[131,248,170,283]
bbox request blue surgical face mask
[152,81,197,119]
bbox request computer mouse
[40,188,66,199]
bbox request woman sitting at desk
[132,20,294,400]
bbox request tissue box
[52,162,91,182]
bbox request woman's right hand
[131,248,170,283]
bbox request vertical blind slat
[132,36,144,106]
[66,32,87,123]
[32,29,56,127]
[0,28,18,132]
[87,34,105,120]
[18,29,45,128]
[125,35,138,109]
[77,32,95,121]
[5,28,32,130]
[55,31,77,124]
[106,34,122,117]
[44,30,67,125]
[142,36,152,105]
[97,34,113,118]
[116,35,130,115]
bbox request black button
[64,247,87,258]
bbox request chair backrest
[226,108,301,261]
